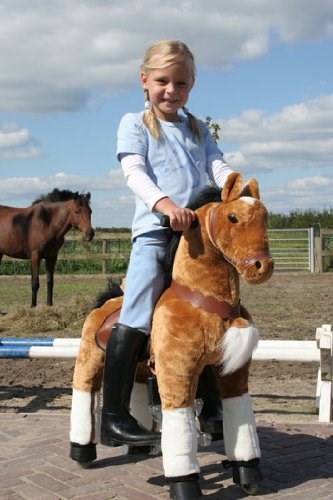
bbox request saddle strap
[170,280,240,320]
[95,307,121,351]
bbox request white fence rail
[1,324,332,423]
[268,228,314,272]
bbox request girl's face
[141,62,194,122]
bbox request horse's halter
[207,202,272,274]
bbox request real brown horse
[0,189,94,307]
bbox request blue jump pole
[0,337,80,358]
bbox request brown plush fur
[72,173,273,414]
[150,173,273,410]
[72,297,122,392]
[73,295,152,392]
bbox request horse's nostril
[255,261,261,269]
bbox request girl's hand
[165,206,196,231]
[154,197,196,231]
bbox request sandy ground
[0,272,332,424]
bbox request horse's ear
[222,172,243,202]
[241,178,260,200]
[86,192,91,201]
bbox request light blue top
[117,111,223,239]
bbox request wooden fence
[59,228,318,273]
[315,229,333,273]
[2,228,333,274]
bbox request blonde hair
[141,40,203,141]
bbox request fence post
[316,324,333,423]
[309,227,314,272]
[102,239,107,274]
[314,236,323,273]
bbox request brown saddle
[95,307,153,382]
[95,308,121,351]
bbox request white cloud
[263,175,333,213]
[0,0,332,112]
[93,195,135,228]
[288,176,333,190]
[0,169,132,227]
[0,170,126,203]
[0,1,332,222]
[219,94,333,170]
[220,95,333,142]
[0,124,42,159]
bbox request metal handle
[160,215,198,228]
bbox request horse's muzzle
[242,256,274,284]
[85,229,95,241]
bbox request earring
[145,100,152,110]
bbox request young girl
[101,40,234,447]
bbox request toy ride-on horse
[69,173,274,498]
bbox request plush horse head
[206,172,272,284]
[170,172,273,315]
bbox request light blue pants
[118,230,171,334]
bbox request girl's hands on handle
[153,197,197,231]
[161,215,198,229]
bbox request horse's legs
[158,370,203,498]
[30,252,40,307]
[70,321,105,465]
[154,356,201,482]
[45,255,57,306]
[218,364,262,493]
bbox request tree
[205,116,221,143]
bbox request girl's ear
[140,72,147,89]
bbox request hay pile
[0,295,93,337]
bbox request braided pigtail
[183,106,203,142]
[142,89,161,140]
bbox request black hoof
[168,474,202,499]
[70,442,97,465]
[223,458,262,493]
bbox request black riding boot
[196,365,223,440]
[101,323,161,447]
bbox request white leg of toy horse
[130,382,153,430]
[70,388,100,445]
[222,393,260,461]
[162,407,200,477]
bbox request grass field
[0,272,331,340]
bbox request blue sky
[0,0,332,228]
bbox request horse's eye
[228,213,238,223]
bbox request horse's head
[72,192,95,241]
[207,173,274,284]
